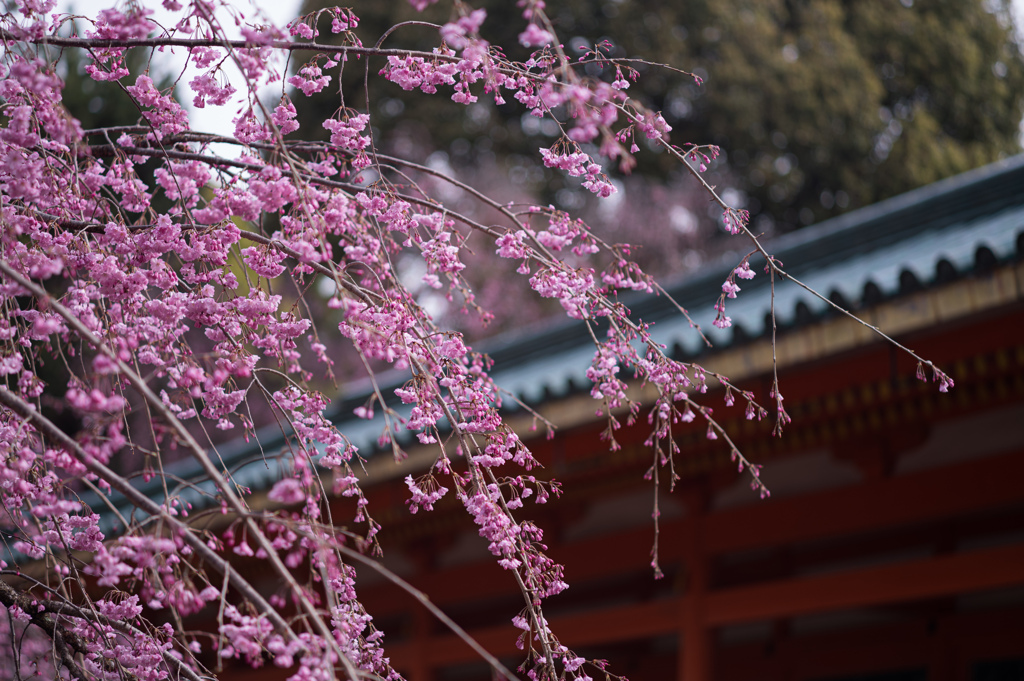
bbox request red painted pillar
[679,513,712,681]
[408,606,433,681]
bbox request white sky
[58,0,303,140]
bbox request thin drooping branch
[10,277,363,679]
[0,260,367,681]
[3,31,447,61]
[0,573,210,681]
[28,206,376,305]
[1,30,534,84]
[653,135,946,380]
[0,579,92,681]
[335,544,520,681]
[0,383,291,639]
[79,142,509,241]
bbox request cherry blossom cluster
[712,255,758,329]
[539,146,617,198]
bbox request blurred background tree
[0,4,155,131]
[53,11,177,131]
[57,44,146,131]
[295,0,1024,232]
[13,21,180,459]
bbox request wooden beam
[386,542,1024,668]
[360,512,675,615]
[679,520,711,681]
[704,542,1024,626]
[362,449,1024,616]
[387,599,680,668]
[715,604,1024,681]
[703,447,1024,555]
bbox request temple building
[322,155,1024,681]
[151,155,1024,681]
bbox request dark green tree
[5,21,178,459]
[50,7,179,133]
[295,0,1024,229]
[56,43,148,132]
[667,0,1024,227]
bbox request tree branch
[0,578,94,681]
